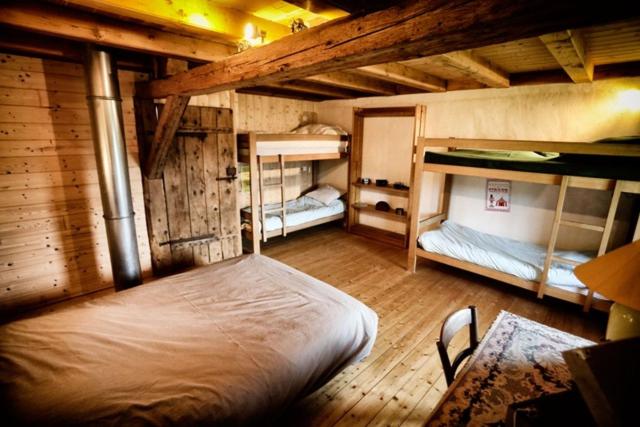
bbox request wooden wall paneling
[0,52,151,314]
[217,109,242,258]
[201,107,223,263]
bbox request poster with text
[486,180,511,212]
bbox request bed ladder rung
[559,220,605,232]
[265,207,285,213]
[263,182,284,188]
[550,255,582,267]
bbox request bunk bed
[407,137,640,312]
[237,128,350,253]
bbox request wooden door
[138,105,242,274]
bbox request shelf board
[353,182,409,197]
[353,204,407,222]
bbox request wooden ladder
[537,176,622,311]
[258,155,287,242]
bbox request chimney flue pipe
[83,45,142,290]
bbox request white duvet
[244,196,345,232]
[418,221,604,298]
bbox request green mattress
[424,138,640,181]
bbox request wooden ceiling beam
[304,71,400,95]
[145,0,639,99]
[0,28,152,72]
[540,30,594,83]
[265,80,360,99]
[428,51,510,88]
[354,63,446,92]
[0,1,235,62]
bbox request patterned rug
[427,311,594,426]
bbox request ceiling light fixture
[238,23,267,52]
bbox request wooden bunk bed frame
[407,137,640,312]
[238,132,349,254]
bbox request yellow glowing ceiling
[59,0,347,43]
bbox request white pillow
[305,185,341,205]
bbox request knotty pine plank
[260,227,605,426]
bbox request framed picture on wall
[486,180,511,212]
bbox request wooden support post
[405,106,428,242]
[347,109,364,232]
[248,132,261,254]
[583,180,623,311]
[258,157,268,243]
[144,95,190,179]
[280,155,287,237]
[538,176,569,298]
[407,137,427,272]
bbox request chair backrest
[436,305,478,386]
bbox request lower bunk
[0,254,378,425]
[416,220,610,311]
[242,186,346,241]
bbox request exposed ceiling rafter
[424,51,510,88]
[354,63,446,92]
[540,30,594,83]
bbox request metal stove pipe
[83,45,142,290]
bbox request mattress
[244,196,345,232]
[425,139,640,181]
[418,221,605,299]
[0,254,378,426]
[238,138,348,157]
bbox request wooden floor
[263,225,606,427]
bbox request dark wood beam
[145,0,639,98]
[265,80,363,99]
[305,71,401,95]
[354,63,446,92]
[144,96,190,179]
[1,1,235,62]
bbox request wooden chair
[436,305,479,386]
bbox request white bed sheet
[254,139,348,156]
[418,221,604,299]
[245,196,345,232]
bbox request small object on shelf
[395,208,405,216]
[353,202,368,208]
[393,182,409,190]
[375,179,389,187]
[375,201,391,212]
[360,177,371,185]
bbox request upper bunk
[420,137,640,189]
[237,126,350,164]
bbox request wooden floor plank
[263,225,606,426]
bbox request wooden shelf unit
[353,182,409,197]
[352,204,408,222]
[347,106,427,248]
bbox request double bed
[0,255,378,425]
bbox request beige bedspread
[0,255,378,426]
